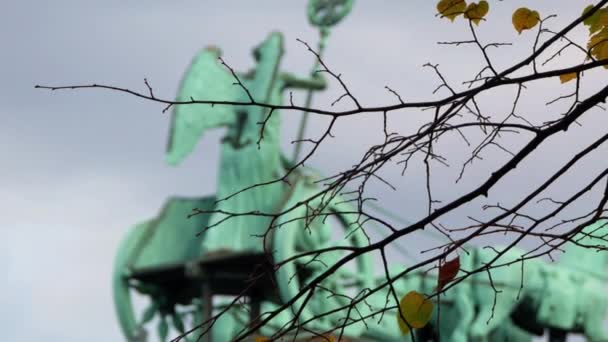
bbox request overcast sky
[2,1,606,341]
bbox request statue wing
[166,47,243,165]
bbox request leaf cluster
[437,1,608,83]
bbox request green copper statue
[112,1,381,341]
[111,1,608,341]
[167,32,324,254]
[429,220,608,342]
[383,219,607,342]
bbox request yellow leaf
[464,1,489,25]
[588,28,608,50]
[559,72,578,83]
[588,27,608,68]
[396,291,434,335]
[437,0,467,22]
[512,7,540,34]
[254,336,270,342]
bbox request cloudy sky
[2,1,606,341]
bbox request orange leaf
[254,336,270,342]
[437,256,460,290]
[559,72,578,84]
[396,291,434,334]
[437,0,467,22]
[512,7,540,34]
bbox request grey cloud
[4,0,605,341]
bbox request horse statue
[426,220,608,342]
[348,262,535,342]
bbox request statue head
[205,45,221,54]
[252,31,284,63]
[219,31,285,150]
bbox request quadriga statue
[112,25,380,341]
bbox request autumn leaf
[582,5,608,34]
[437,256,460,291]
[254,336,270,342]
[464,1,489,25]
[559,72,578,83]
[588,27,608,68]
[396,291,434,335]
[437,0,467,22]
[512,7,540,34]
[583,5,597,26]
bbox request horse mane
[559,219,608,277]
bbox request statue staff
[293,0,355,162]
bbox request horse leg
[579,280,608,342]
[469,276,519,340]
[583,303,608,342]
[432,269,475,342]
[489,318,533,342]
[548,329,568,342]
[586,323,608,342]
[468,275,522,342]
[431,254,477,342]
[447,289,476,342]
[469,247,534,341]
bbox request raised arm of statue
[281,72,327,91]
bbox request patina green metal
[417,219,608,342]
[294,0,354,162]
[367,220,608,342]
[112,1,381,340]
[112,1,608,341]
[113,196,216,341]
